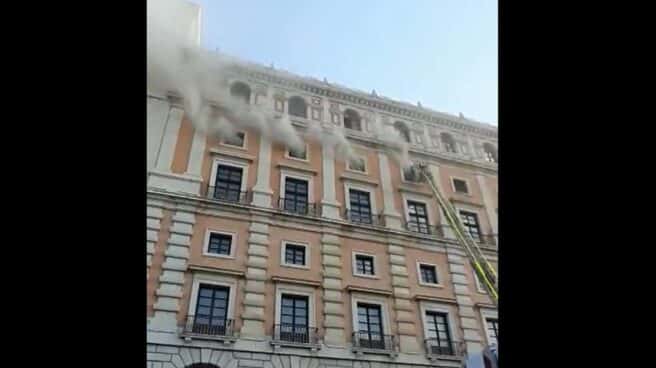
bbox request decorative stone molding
[321,233,346,345]
[240,216,271,338]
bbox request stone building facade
[147,2,498,368]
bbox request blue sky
[188,0,497,125]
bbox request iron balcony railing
[181,315,234,337]
[206,187,250,204]
[404,221,446,237]
[273,324,319,345]
[344,209,384,226]
[424,339,465,357]
[352,332,395,351]
[277,197,320,217]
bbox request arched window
[288,96,307,118]
[394,121,411,143]
[229,82,251,104]
[343,109,361,131]
[483,143,498,163]
[441,133,457,153]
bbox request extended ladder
[416,163,498,305]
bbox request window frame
[457,208,483,242]
[285,143,310,162]
[280,240,310,269]
[209,157,249,196]
[274,283,316,332]
[416,261,442,287]
[450,176,471,195]
[203,229,237,259]
[344,182,378,222]
[474,270,487,294]
[220,131,247,150]
[480,309,499,347]
[188,272,238,323]
[280,170,314,205]
[419,302,459,352]
[350,293,393,338]
[401,194,434,233]
[346,154,368,174]
[352,251,378,279]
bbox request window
[348,189,372,224]
[394,121,411,143]
[343,109,362,131]
[283,177,309,214]
[348,157,366,173]
[356,303,385,349]
[485,318,498,346]
[287,145,308,160]
[355,254,375,276]
[223,132,245,148]
[407,200,430,234]
[483,143,498,163]
[192,284,230,336]
[288,96,308,118]
[207,233,232,256]
[402,165,424,182]
[230,82,251,104]
[425,311,454,355]
[212,165,243,201]
[459,211,481,242]
[279,294,309,343]
[419,264,439,285]
[441,133,457,153]
[283,243,307,267]
[452,178,469,194]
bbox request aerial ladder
[413,163,498,367]
[414,163,498,304]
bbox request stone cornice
[228,64,497,139]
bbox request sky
[188,0,497,126]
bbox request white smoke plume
[147,0,411,168]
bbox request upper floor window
[343,109,362,131]
[283,177,309,214]
[222,132,245,148]
[354,253,375,276]
[459,210,481,242]
[394,121,411,143]
[441,133,457,153]
[407,200,430,234]
[192,284,231,336]
[452,178,469,194]
[483,143,498,163]
[348,189,373,224]
[213,165,243,201]
[206,232,232,256]
[282,242,308,267]
[402,165,424,183]
[485,318,499,346]
[230,82,251,104]
[288,96,307,118]
[418,263,439,285]
[348,157,367,173]
[425,311,455,356]
[287,145,308,161]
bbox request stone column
[476,174,498,243]
[378,152,402,229]
[428,163,456,239]
[321,146,341,220]
[446,247,484,355]
[185,127,206,178]
[150,208,195,332]
[155,103,185,172]
[240,215,270,337]
[321,233,346,345]
[388,238,421,353]
[251,137,273,207]
[147,204,164,280]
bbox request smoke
[147,0,411,168]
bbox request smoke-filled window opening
[394,121,411,143]
[230,82,251,104]
[440,133,457,153]
[483,143,497,163]
[343,109,362,131]
[288,96,308,118]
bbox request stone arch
[169,348,235,368]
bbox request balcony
[277,198,320,217]
[424,339,465,361]
[206,187,250,204]
[271,324,321,351]
[344,209,385,227]
[179,316,237,343]
[351,332,397,357]
[403,221,446,237]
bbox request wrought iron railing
[273,324,319,345]
[206,187,250,204]
[181,315,234,337]
[424,339,465,357]
[277,198,320,217]
[352,332,395,351]
[344,209,384,226]
[403,221,446,237]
